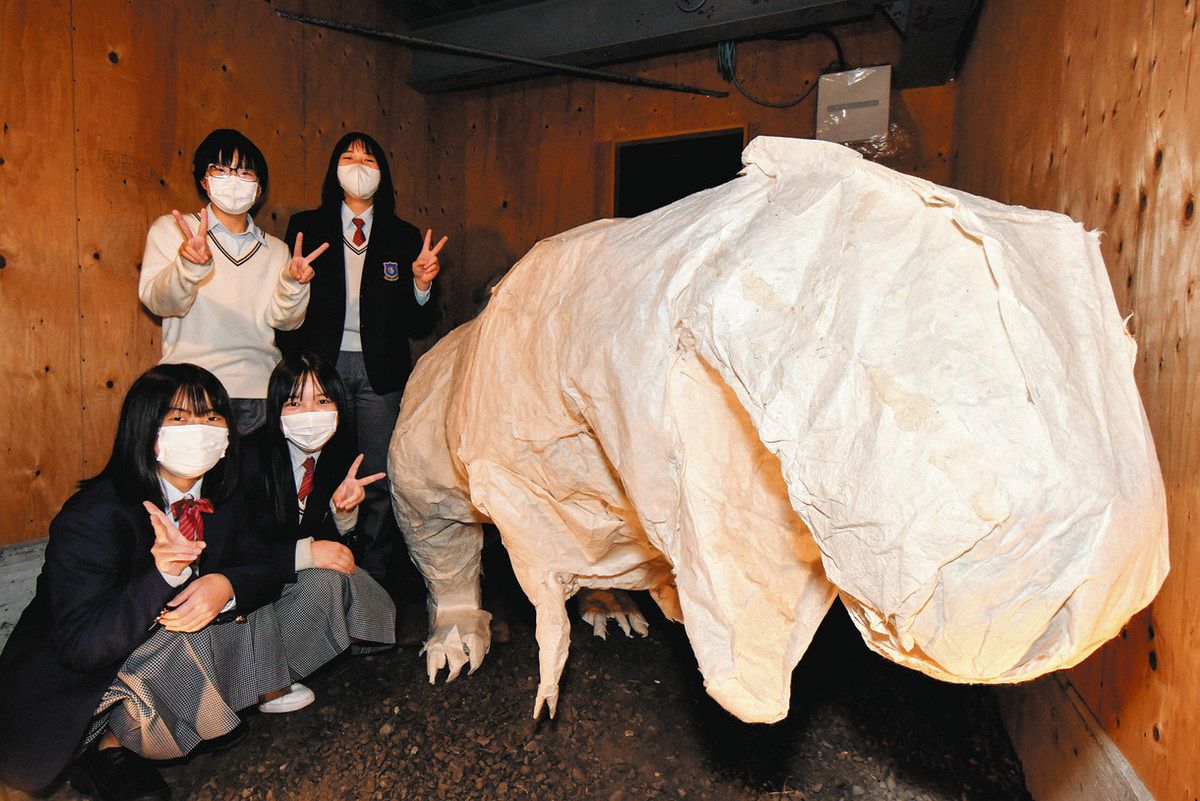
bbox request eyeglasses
[206,164,258,181]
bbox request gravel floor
[46,543,1031,801]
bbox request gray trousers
[336,350,402,583]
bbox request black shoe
[70,745,170,801]
[350,642,396,656]
[192,721,248,755]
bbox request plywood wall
[0,0,83,550]
[955,2,1199,799]
[0,0,432,545]
[426,15,956,330]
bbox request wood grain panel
[0,0,83,545]
[70,0,309,475]
[955,2,1199,798]
[1121,0,1200,793]
[297,0,419,208]
[414,97,466,355]
[997,676,1154,801]
[460,81,545,303]
[1056,1,1159,745]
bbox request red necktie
[298,457,316,503]
[170,496,213,543]
[352,218,366,247]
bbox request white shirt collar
[287,442,323,501]
[206,203,267,245]
[160,475,204,518]
[341,202,374,237]
[287,440,322,473]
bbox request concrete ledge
[996,675,1154,801]
[0,538,46,650]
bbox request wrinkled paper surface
[391,137,1169,722]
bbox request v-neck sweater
[139,211,311,399]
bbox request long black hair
[82,363,240,507]
[259,351,351,526]
[192,128,269,201]
[318,131,395,218]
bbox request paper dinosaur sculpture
[389,137,1168,722]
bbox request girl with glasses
[138,128,330,440]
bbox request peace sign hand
[172,208,213,265]
[412,229,447,291]
[288,231,329,284]
[331,454,386,515]
[144,500,205,576]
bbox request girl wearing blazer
[279,131,445,585]
[253,352,397,713]
[0,364,287,799]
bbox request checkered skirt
[84,605,289,760]
[273,567,396,679]
[81,568,393,760]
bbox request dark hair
[259,351,350,526]
[83,363,240,507]
[191,128,269,201]
[319,131,395,218]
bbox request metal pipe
[274,7,730,98]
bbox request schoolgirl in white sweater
[138,128,329,436]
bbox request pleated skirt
[273,567,396,679]
[84,605,289,760]
[82,567,395,760]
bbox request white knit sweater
[138,211,310,399]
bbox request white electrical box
[815,65,892,144]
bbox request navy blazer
[254,443,356,585]
[0,477,281,792]
[278,207,439,395]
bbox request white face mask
[337,164,381,200]
[206,174,259,215]
[157,424,229,479]
[281,410,338,453]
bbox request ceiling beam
[276,8,731,96]
[889,0,978,88]
[405,0,875,93]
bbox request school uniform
[139,206,311,434]
[278,204,438,581]
[259,440,396,679]
[0,476,285,793]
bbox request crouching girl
[0,363,291,799]
[253,352,396,713]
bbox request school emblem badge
[383,261,400,281]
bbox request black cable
[716,28,848,109]
[769,28,847,71]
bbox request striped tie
[298,456,316,503]
[352,218,366,247]
[169,496,212,544]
